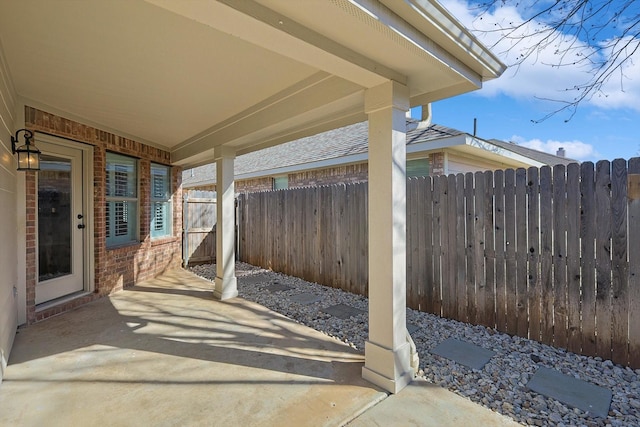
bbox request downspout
[416,103,432,129]
[407,329,420,374]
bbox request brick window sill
[106,242,142,251]
[150,236,180,247]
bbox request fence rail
[236,159,640,368]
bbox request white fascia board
[379,0,506,79]
[406,134,468,153]
[406,134,546,168]
[464,136,545,167]
[352,0,482,87]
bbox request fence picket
[360,184,369,296]
[553,165,568,348]
[628,158,640,367]
[580,162,597,355]
[527,167,541,342]
[611,159,629,366]
[310,187,320,284]
[484,171,496,329]
[439,176,450,317]
[435,175,447,316]
[455,174,467,322]
[465,172,476,324]
[595,160,613,361]
[444,174,457,319]
[515,168,528,337]
[539,166,554,345]
[474,172,487,326]
[566,163,582,353]
[408,178,419,309]
[494,170,507,332]
[423,177,434,313]
[319,186,331,287]
[504,169,517,334]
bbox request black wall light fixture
[11,129,40,171]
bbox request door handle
[77,224,86,229]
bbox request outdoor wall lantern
[11,129,40,171]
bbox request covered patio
[0,0,503,393]
[0,269,517,426]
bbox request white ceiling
[0,0,504,167]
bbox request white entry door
[36,140,87,304]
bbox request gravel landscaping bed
[190,262,640,427]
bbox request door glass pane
[38,155,72,282]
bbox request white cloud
[440,0,640,112]
[589,36,640,110]
[510,135,600,161]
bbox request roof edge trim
[379,0,506,79]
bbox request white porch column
[213,146,238,300]
[362,80,413,393]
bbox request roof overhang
[0,0,505,168]
[408,134,546,168]
[183,132,543,189]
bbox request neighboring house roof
[488,139,576,166]
[183,120,572,188]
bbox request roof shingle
[183,120,572,187]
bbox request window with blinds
[150,164,172,238]
[106,153,138,247]
[273,175,289,190]
[407,158,429,178]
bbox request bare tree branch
[470,0,640,121]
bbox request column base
[213,276,238,300]
[362,340,413,394]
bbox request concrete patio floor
[0,269,517,426]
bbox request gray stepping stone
[264,283,293,293]
[407,323,420,335]
[238,274,272,285]
[289,293,321,305]
[430,338,495,370]
[322,303,364,319]
[527,366,612,418]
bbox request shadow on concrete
[1,269,383,426]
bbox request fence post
[182,191,189,268]
[628,158,640,367]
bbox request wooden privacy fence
[182,190,217,266]
[238,184,368,293]
[237,159,640,368]
[409,160,640,369]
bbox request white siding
[446,152,521,175]
[0,48,17,382]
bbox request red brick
[23,106,183,324]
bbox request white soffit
[255,0,505,101]
[0,0,320,149]
[0,0,504,167]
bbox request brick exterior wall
[195,163,371,193]
[24,107,183,323]
[429,152,445,176]
[236,177,273,193]
[288,163,368,188]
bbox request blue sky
[420,0,640,163]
